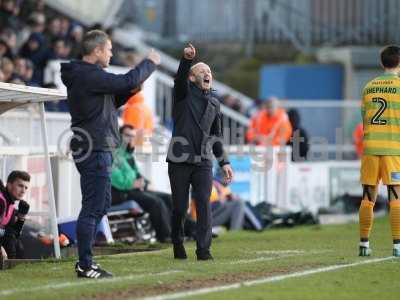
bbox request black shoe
[75,262,113,278]
[173,244,187,259]
[196,250,213,261]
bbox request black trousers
[0,234,24,259]
[112,188,172,242]
[168,163,213,253]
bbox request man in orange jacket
[246,97,292,146]
[122,91,154,144]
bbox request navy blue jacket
[61,59,156,151]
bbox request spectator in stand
[23,58,35,85]
[353,122,363,159]
[0,69,4,82]
[19,0,45,21]
[17,11,47,48]
[246,96,292,146]
[59,17,70,39]
[0,1,140,88]
[45,17,62,42]
[221,94,244,113]
[14,56,26,77]
[287,108,309,161]
[0,38,14,60]
[0,28,17,58]
[0,0,22,31]
[27,12,46,35]
[19,32,48,85]
[69,24,83,59]
[48,38,71,60]
[221,94,235,107]
[122,91,154,144]
[1,57,14,82]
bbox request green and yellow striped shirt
[362,73,400,155]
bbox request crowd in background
[1,0,289,126]
[1,0,80,87]
[0,0,141,104]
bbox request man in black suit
[167,44,234,260]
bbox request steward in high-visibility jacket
[246,98,292,146]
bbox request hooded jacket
[61,59,156,151]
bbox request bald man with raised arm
[167,44,233,261]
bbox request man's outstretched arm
[87,50,160,95]
[174,43,196,102]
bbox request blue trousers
[74,151,112,268]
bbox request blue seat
[108,200,143,213]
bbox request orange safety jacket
[246,108,292,146]
[122,92,154,132]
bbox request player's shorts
[361,155,400,185]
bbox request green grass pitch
[0,216,399,300]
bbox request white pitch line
[0,270,182,297]
[253,250,307,255]
[251,249,330,255]
[181,252,301,266]
[141,256,395,300]
[228,249,330,265]
[226,254,297,265]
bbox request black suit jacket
[166,58,229,167]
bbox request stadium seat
[107,200,156,243]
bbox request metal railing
[111,29,255,111]
[152,73,364,161]
[152,68,362,155]
[40,60,362,156]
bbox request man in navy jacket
[61,30,160,278]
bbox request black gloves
[1,201,30,240]
[18,200,30,215]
